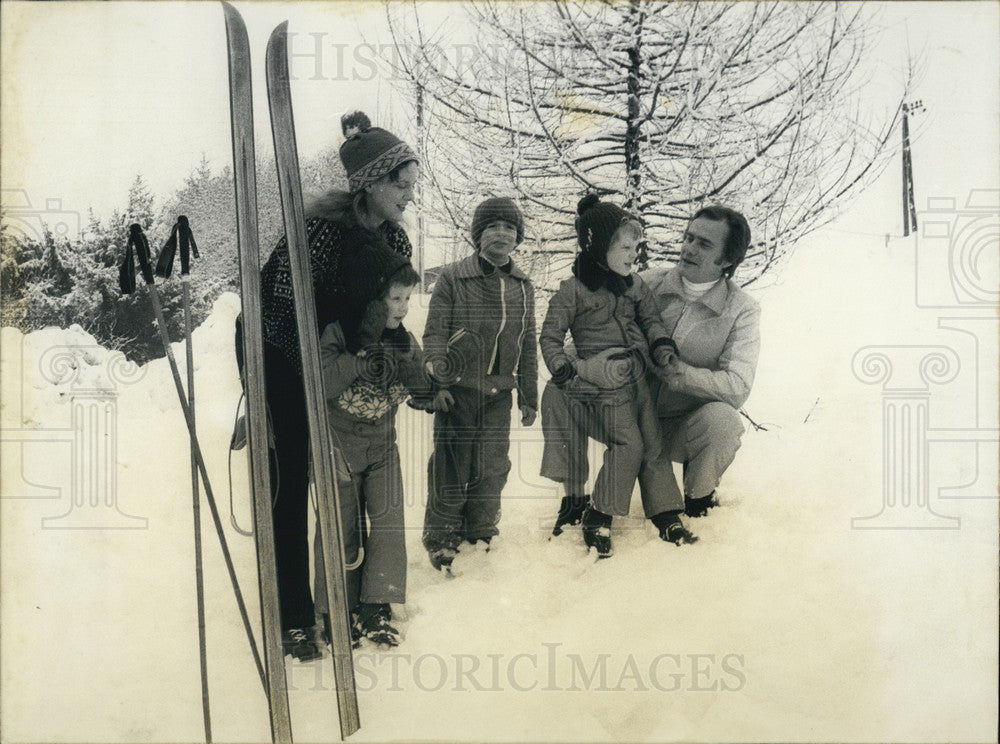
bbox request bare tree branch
[381,0,907,285]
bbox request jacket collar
[453,253,527,280]
[651,266,730,315]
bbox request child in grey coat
[421,197,538,572]
[539,195,697,558]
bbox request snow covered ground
[1,223,996,743]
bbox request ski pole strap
[156,215,201,278]
[132,224,155,285]
[118,242,136,294]
[179,215,199,275]
[120,223,155,294]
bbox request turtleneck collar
[680,275,721,300]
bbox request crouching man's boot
[684,491,718,518]
[651,510,699,545]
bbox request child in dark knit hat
[249,110,419,660]
[538,194,697,559]
[313,255,448,647]
[421,197,538,573]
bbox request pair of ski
[223,4,359,742]
[122,217,270,744]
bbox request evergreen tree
[0,221,30,330]
[126,174,156,231]
[40,232,73,296]
[2,147,353,362]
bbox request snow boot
[282,626,322,662]
[552,494,590,536]
[428,546,459,571]
[684,491,718,518]
[581,506,614,558]
[321,611,362,649]
[465,536,492,552]
[651,510,699,545]
[355,603,401,647]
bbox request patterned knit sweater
[260,216,413,371]
[319,322,430,423]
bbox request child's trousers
[540,378,660,517]
[314,410,406,614]
[423,387,513,551]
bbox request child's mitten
[574,347,638,388]
[550,361,577,387]
[355,298,389,351]
[384,325,414,362]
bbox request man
[637,205,760,521]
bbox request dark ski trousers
[423,387,513,551]
[262,341,315,631]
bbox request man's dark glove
[651,337,679,366]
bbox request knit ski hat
[575,193,635,264]
[334,230,410,354]
[339,111,418,194]
[470,197,525,249]
[340,239,413,309]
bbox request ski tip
[222,2,250,54]
[265,20,290,73]
[269,19,290,42]
[221,1,243,26]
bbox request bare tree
[384,0,906,286]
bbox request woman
[256,110,419,661]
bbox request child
[422,197,538,572]
[313,247,441,647]
[539,194,697,558]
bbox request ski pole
[122,224,267,692]
[156,217,211,742]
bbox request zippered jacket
[642,266,760,415]
[539,274,671,383]
[423,254,538,411]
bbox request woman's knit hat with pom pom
[339,111,418,194]
[575,193,635,264]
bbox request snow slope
[1,228,997,743]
